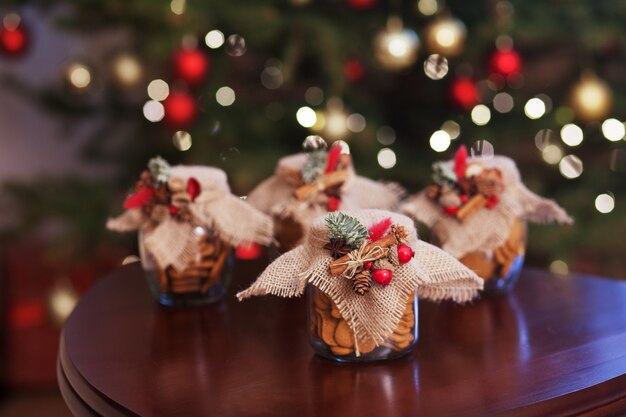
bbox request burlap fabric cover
[237,209,482,352]
[107,166,273,272]
[400,156,572,259]
[246,153,405,242]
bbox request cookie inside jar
[307,286,418,362]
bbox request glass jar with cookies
[307,286,418,362]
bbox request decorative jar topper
[401,147,573,295]
[107,156,273,306]
[237,209,482,361]
[246,136,404,251]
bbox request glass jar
[139,227,234,306]
[273,214,305,253]
[307,286,418,362]
[457,217,527,296]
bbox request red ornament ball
[235,241,263,260]
[172,48,210,86]
[0,21,28,56]
[162,91,197,128]
[396,244,414,264]
[343,58,365,82]
[490,49,521,76]
[346,0,377,10]
[372,269,392,286]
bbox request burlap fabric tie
[400,155,573,259]
[237,209,482,352]
[107,165,273,272]
[246,153,405,244]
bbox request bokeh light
[471,104,491,126]
[594,193,615,214]
[417,0,438,16]
[601,118,625,141]
[347,113,366,133]
[423,54,448,80]
[225,34,246,56]
[429,130,451,152]
[67,63,92,89]
[205,30,225,49]
[377,126,396,145]
[296,106,317,127]
[560,123,583,147]
[142,100,165,122]
[559,154,583,179]
[441,120,460,139]
[172,130,192,151]
[470,140,495,158]
[170,0,186,15]
[524,97,546,119]
[377,148,397,169]
[147,79,169,101]
[112,54,142,86]
[542,144,563,164]
[549,260,569,275]
[493,92,514,113]
[305,87,324,105]
[216,86,235,106]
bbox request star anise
[323,238,352,259]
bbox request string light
[373,17,419,71]
[216,86,235,106]
[595,193,615,214]
[560,123,583,147]
[426,17,466,57]
[205,30,225,49]
[377,148,397,169]
[471,104,491,126]
[147,79,169,101]
[601,118,625,141]
[524,97,546,119]
[429,130,451,152]
[296,106,317,127]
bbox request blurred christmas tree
[1,0,625,277]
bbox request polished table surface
[58,261,626,417]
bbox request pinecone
[352,270,372,295]
[391,225,409,243]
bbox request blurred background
[0,0,624,414]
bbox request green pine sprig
[148,156,170,184]
[432,161,458,188]
[325,212,369,249]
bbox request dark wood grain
[58,261,626,417]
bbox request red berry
[460,194,468,203]
[327,196,341,212]
[235,241,263,260]
[486,195,500,209]
[372,269,392,286]
[363,261,373,270]
[443,206,459,215]
[397,244,414,264]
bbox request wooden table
[58,261,626,417]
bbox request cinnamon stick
[329,233,398,276]
[294,169,349,201]
[456,194,487,222]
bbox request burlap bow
[400,156,573,258]
[107,166,274,272]
[246,153,405,243]
[237,209,483,349]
